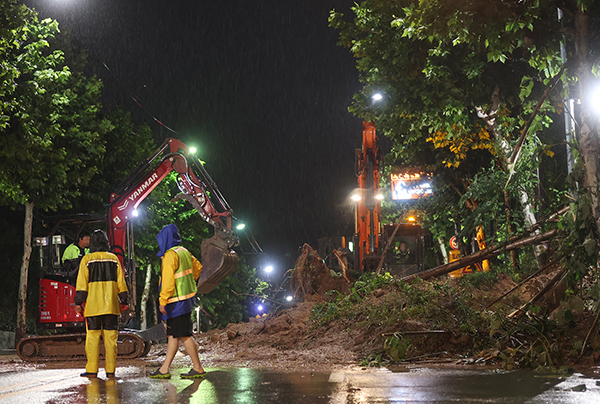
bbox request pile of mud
[188,260,600,372]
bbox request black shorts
[86,314,119,331]
[166,313,193,338]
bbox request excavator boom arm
[107,138,237,267]
[107,137,239,299]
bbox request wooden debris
[332,248,351,283]
[401,229,558,282]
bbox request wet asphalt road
[1,365,600,403]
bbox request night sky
[23,0,364,275]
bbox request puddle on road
[47,366,600,404]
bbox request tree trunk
[579,119,600,236]
[15,201,34,344]
[140,262,152,330]
[437,237,448,264]
[477,90,540,268]
[402,228,557,282]
[575,8,600,238]
[504,189,520,270]
[151,298,157,327]
[519,188,545,262]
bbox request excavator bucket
[197,234,239,293]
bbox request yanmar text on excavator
[17,138,239,361]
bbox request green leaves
[0,3,108,212]
[384,333,413,362]
[520,77,535,100]
[331,1,600,276]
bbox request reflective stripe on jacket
[165,246,198,304]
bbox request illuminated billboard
[391,172,433,200]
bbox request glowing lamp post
[591,85,600,115]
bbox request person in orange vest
[149,224,206,379]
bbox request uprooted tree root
[289,243,350,301]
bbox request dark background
[23,0,364,276]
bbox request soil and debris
[2,246,599,374]
[169,246,598,373]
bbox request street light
[264,265,273,274]
[372,93,383,102]
[590,84,600,114]
[236,223,246,230]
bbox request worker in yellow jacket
[149,224,206,379]
[75,230,128,378]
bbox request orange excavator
[352,122,437,275]
[354,121,382,271]
[17,138,239,361]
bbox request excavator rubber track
[16,332,148,362]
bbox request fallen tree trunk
[508,269,567,319]
[485,248,574,309]
[400,229,558,283]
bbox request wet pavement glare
[1,366,600,403]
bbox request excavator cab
[382,223,438,277]
[34,214,104,331]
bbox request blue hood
[156,224,182,257]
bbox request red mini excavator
[18,138,239,361]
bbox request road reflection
[82,376,210,404]
[2,365,599,403]
[86,378,119,404]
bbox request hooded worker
[74,229,128,378]
[149,224,206,379]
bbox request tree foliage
[0,1,109,210]
[0,1,115,340]
[330,1,600,266]
[73,108,156,213]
